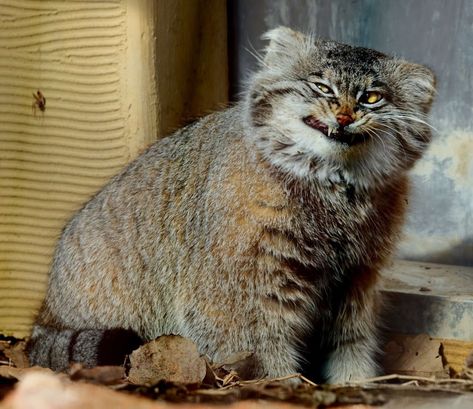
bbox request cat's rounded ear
[261,26,306,67]
[393,61,436,112]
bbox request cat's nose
[336,113,355,127]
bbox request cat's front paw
[324,348,379,384]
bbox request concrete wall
[229,0,473,266]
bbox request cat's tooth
[327,127,332,136]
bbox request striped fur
[28,326,142,371]
[29,27,435,382]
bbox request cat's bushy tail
[27,325,143,371]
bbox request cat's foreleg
[254,337,303,379]
[215,323,303,380]
[324,280,381,384]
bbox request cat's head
[245,27,436,189]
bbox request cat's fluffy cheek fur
[273,98,337,157]
[252,101,411,189]
[254,96,342,179]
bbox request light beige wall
[0,0,228,337]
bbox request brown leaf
[383,334,449,378]
[203,358,219,386]
[2,372,323,409]
[0,365,55,381]
[128,335,206,385]
[2,341,29,368]
[69,364,125,385]
[214,351,255,381]
[2,372,159,409]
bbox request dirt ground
[2,336,473,409]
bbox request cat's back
[42,106,262,332]
[63,106,245,237]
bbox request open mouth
[303,116,367,146]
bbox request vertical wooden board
[0,0,156,338]
[154,0,228,135]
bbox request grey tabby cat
[28,27,435,383]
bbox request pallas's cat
[28,27,435,383]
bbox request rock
[128,336,206,385]
[0,340,29,369]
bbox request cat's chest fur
[292,181,379,270]
[228,155,407,298]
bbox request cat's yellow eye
[314,82,333,94]
[360,91,383,105]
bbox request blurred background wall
[228,0,473,267]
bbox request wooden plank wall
[0,0,228,338]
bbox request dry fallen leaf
[128,335,206,385]
[0,365,55,381]
[69,364,125,385]
[1,372,160,409]
[383,334,448,378]
[0,341,29,368]
[213,351,254,380]
[2,372,327,409]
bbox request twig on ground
[212,373,318,391]
[350,374,436,384]
[242,373,317,387]
[401,380,419,386]
[349,373,473,385]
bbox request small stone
[128,335,206,385]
